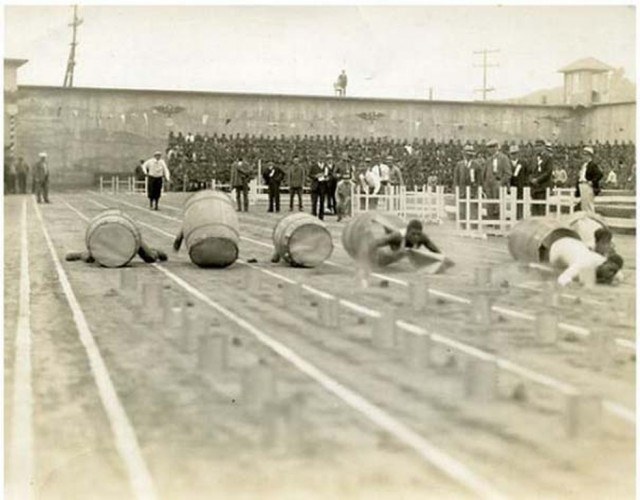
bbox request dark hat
[534,139,545,146]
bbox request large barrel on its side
[341,212,405,260]
[183,191,240,268]
[272,213,333,267]
[562,212,609,250]
[85,209,142,268]
[508,217,580,263]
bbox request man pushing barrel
[508,217,623,287]
[65,209,167,267]
[342,213,453,286]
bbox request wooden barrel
[85,209,142,268]
[272,213,333,267]
[183,191,240,268]
[562,212,609,250]
[508,217,580,263]
[341,212,405,260]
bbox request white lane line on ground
[86,194,506,498]
[8,199,35,500]
[100,194,636,352]
[89,197,634,426]
[152,263,507,500]
[34,201,158,500]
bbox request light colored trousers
[578,182,595,213]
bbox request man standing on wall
[530,140,554,216]
[575,146,603,214]
[33,152,50,203]
[288,155,305,211]
[143,150,171,210]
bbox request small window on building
[591,90,600,103]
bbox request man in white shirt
[375,156,391,194]
[508,218,623,287]
[142,151,171,210]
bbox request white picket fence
[99,176,147,194]
[350,185,447,224]
[454,186,576,236]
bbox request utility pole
[473,49,499,101]
[63,5,83,87]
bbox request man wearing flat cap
[508,144,529,219]
[454,144,484,225]
[529,140,554,215]
[34,152,50,204]
[142,150,171,210]
[575,146,603,214]
[482,139,512,219]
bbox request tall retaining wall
[12,85,634,186]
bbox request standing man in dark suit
[509,145,529,219]
[575,146,603,214]
[529,140,553,216]
[308,154,329,220]
[453,144,483,223]
[482,139,512,219]
[230,157,252,212]
[262,160,285,213]
[287,155,305,211]
[325,152,338,215]
[33,152,50,204]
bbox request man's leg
[311,189,318,216]
[318,184,326,220]
[268,185,274,212]
[35,181,42,203]
[242,185,249,212]
[235,187,242,211]
[289,189,294,211]
[275,186,280,212]
[297,188,303,210]
[43,179,50,203]
[579,183,595,213]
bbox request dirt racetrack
[4,191,636,500]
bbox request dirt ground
[4,191,636,500]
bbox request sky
[4,4,636,102]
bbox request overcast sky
[4,4,636,101]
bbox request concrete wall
[577,102,636,143]
[15,85,583,179]
[11,85,635,185]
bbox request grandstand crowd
[162,132,636,192]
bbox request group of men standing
[4,151,51,203]
[237,152,406,222]
[453,139,602,219]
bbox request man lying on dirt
[547,234,623,287]
[349,216,454,288]
[66,240,167,266]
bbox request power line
[63,5,83,88]
[473,49,499,101]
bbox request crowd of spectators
[164,131,636,192]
